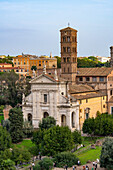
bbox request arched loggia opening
[72,112,76,128]
[43,112,49,118]
[61,115,66,126]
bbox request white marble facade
[22,71,79,130]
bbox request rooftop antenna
[68,22,70,27]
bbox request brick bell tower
[60,25,77,83]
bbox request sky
[0,0,113,57]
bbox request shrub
[33,163,41,170]
[39,157,53,170]
[100,137,113,169]
[72,130,82,144]
[54,151,78,167]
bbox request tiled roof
[77,67,113,76]
[60,26,77,32]
[71,90,107,100]
[69,84,95,93]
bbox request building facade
[22,69,79,130]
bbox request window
[39,61,41,63]
[111,107,113,114]
[24,62,26,65]
[67,57,70,62]
[80,109,82,112]
[79,77,83,81]
[48,73,51,75]
[39,64,41,66]
[86,113,89,119]
[44,94,47,103]
[110,84,112,87]
[103,96,105,100]
[103,105,105,108]
[86,77,90,81]
[86,99,88,103]
[61,92,64,95]
[63,58,66,62]
[21,69,23,72]
[63,36,66,42]
[110,90,112,96]
[67,36,70,42]
[92,77,97,82]
[63,47,66,52]
[99,77,104,82]
[16,70,19,72]
[64,68,65,73]
[80,100,82,104]
[67,47,70,52]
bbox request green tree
[54,152,78,168]
[31,66,37,71]
[38,157,53,170]
[11,146,31,166]
[32,129,44,149]
[0,159,16,170]
[0,126,11,151]
[88,56,98,62]
[72,129,82,144]
[39,116,56,130]
[41,126,74,156]
[23,120,33,138]
[100,137,113,169]
[9,107,23,143]
[82,117,95,135]
[54,56,61,68]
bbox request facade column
[32,91,38,128]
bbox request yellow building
[13,54,57,77]
[69,84,107,130]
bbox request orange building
[0,63,27,78]
[13,54,57,77]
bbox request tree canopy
[9,107,23,143]
[82,113,113,136]
[39,116,56,130]
[100,137,113,169]
[0,126,11,151]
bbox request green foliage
[88,56,98,61]
[41,126,74,156]
[39,116,56,130]
[0,126,11,151]
[31,65,37,71]
[77,57,104,68]
[72,130,82,144]
[100,137,113,169]
[82,118,95,135]
[29,145,39,157]
[82,113,113,136]
[54,152,78,167]
[2,119,10,132]
[54,56,61,68]
[39,157,53,170]
[32,129,44,148]
[0,114,4,124]
[75,146,101,165]
[23,120,33,138]
[11,146,31,165]
[0,159,16,170]
[33,163,41,170]
[9,107,23,143]
[0,105,4,113]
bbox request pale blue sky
[0,0,113,57]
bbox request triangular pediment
[30,74,56,84]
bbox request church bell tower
[60,25,77,83]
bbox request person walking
[78,160,80,166]
[65,164,68,170]
[73,165,75,170]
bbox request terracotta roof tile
[77,67,113,76]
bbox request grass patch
[0,114,4,124]
[82,136,104,146]
[74,146,101,165]
[14,139,35,150]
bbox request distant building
[96,56,110,63]
[13,54,57,77]
[0,63,27,77]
